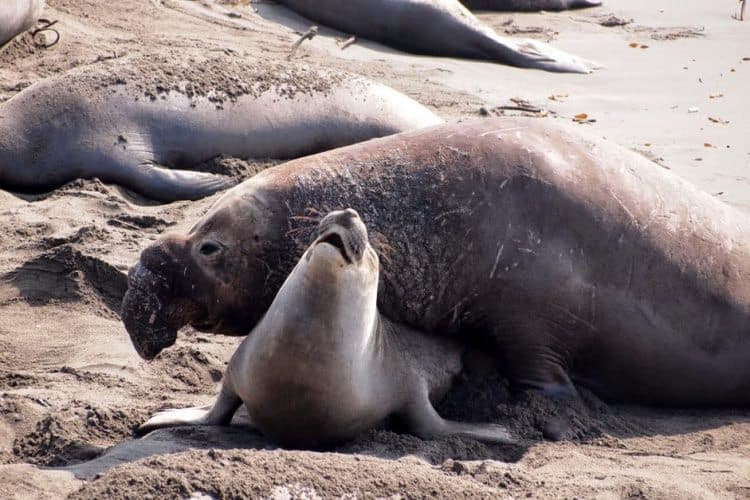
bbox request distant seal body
[0,0,44,48]
[0,54,442,201]
[138,209,513,447]
[460,0,601,11]
[277,0,595,73]
[123,117,750,407]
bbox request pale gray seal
[0,54,442,201]
[276,0,596,73]
[0,0,44,49]
[123,117,750,407]
[138,209,513,447]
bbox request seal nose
[316,209,368,263]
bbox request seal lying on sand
[138,209,513,447]
[276,0,595,73]
[123,117,750,407]
[461,0,601,11]
[0,0,44,49]
[0,54,441,202]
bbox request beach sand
[0,0,748,498]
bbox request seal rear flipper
[399,382,516,445]
[124,163,238,202]
[482,34,599,73]
[136,385,242,435]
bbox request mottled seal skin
[0,54,442,201]
[277,0,596,73]
[123,117,750,407]
[461,0,601,11]
[137,209,513,447]
[0,0,44,49]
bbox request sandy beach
[0,0,748,498]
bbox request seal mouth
[317,231,352,263]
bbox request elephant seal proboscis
[460,0,601,11]
[0,0,44,50]
[0,53,442,201]
[276,0,596,73]
[123,117,750,407]
[137,209,513,447]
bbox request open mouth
[318,231,351,263]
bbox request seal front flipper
[137,385,243,435]
[125,163,237,202]
[496,316,580,399]
[399,382,516,445]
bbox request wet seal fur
[123,117,750,407]
[276,0,596,73]
[0,0,44,49]
[0,53,442,201]
[137,209,513,447]
[461,0,601,11]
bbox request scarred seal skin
[0,0,44,49]
[136,209,514,447]
[0,53,442,201]
[123,117,750,407]
[276,0,597,73]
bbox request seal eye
[199,241,222,257]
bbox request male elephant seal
[0,0,44,49]
[276,0,595,73]
[138,209,513,447]
[123,117,750,407]
[0,53,441,201]
[461,0,601,11]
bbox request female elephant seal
[0,53,441,201]
[123,117,750,407]
[276,0,595,73]
[0,0,44,49]
[138,209,513,447]
[461,0,601,11]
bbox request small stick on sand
[338,35,357,50]
[31,19,60,49]
[287,25,318,60]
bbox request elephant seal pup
[138,209,513,447]
[0,53,442,202]
[276,0,595,73]
[461,0,601,11]
[0,0,44,49]
[123,117,750,407]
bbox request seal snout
[315,209,369,264]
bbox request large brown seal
[137,209,513,447]
[276,0,596,73]
[0,0,44,49]
[123,117,750,407]
[0,53,441,201]
[461,0,601,11]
